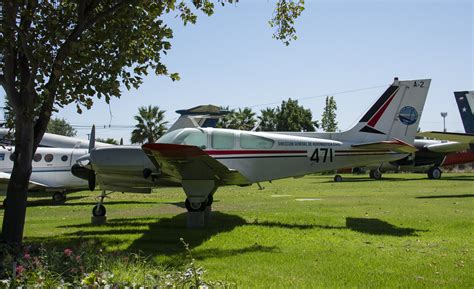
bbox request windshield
[157,129,182,144]
[157,128,208,149]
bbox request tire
[428,167,442,180]
[52,192,66,203]
[334,175,343,182]
[92,204,106,217]
[185,199,206,212]
[372,170,382,180]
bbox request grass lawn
[1,173,473,287]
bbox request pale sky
[1,0,473,143]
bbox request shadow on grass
[346,217,424,236]
[36,213,425,265]
[416,194,474,199]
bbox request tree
[0,1,304,244]
[321,96,338,132]
[216,106,237,129]
[130,105,168,144]
[257,107,278,131]
[96,137,118,145]
[46,118,77,137]
[276,98,317,131]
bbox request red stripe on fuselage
[367,87,399,127]
[206,150,307,155]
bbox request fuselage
[0,147,88,192]
[85,127,408,191]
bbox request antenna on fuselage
[89,125,96,152]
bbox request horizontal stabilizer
[418,131,474,144]
[352,139,417,153]
[142,143,251,186]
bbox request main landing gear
[369,169,382,180]
[334,175,343,182]
[52,192,66,203]
[427,167,442,179]
[90,190,111,225]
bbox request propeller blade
[89,125,96,152]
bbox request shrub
[0,239,234,288]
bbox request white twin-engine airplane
[75,78,431,223]
[0,128,111,204]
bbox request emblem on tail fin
[399,106,418,126]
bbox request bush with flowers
[0,239,234,288]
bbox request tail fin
[454,91,474,133]
[339,78,431,145]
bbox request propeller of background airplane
[71,125,96,191]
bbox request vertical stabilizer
[339,78,431,145]
[454,91,474,134]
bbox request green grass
[1,173,473,287]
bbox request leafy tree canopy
[46,117,77,137]
[276,98,316,132]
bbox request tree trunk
[1,119,34,244]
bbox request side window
[240,134,274,149]
[212,131,234,149]
[34,154,42,162]
[179,131,207,148]
[44,154,54,163]
[0,153,4,161]
[61,155,68,162]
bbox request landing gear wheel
[92,204,106,217]
[2,198,6,208]
[428,167,442,179]
[334,175,343,182]
[52,192,66,203]
[185,199,206,212]
[370,170,382,180]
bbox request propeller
[71,125,97,191]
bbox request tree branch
[2,2,20,109]
[34,0,139,148]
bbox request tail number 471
[310,148,333,163]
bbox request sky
[1,0,473,143]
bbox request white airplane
[0,127,111,204]
[75,78,431,224]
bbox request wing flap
[142,143,251,186]
[352,139,417,153]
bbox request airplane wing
[142,143,251,186]
[0,172,50,189]
[422,141,469,153]
[418,131,474,144]
[351,139,417,153]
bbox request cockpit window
[157,129,182,144]
[240,133,274,149]
[212,131,234,149]
[174,130,207,148]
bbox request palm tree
[258,107,278,131]
[130,105,168,144]
[234,107,256,130]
